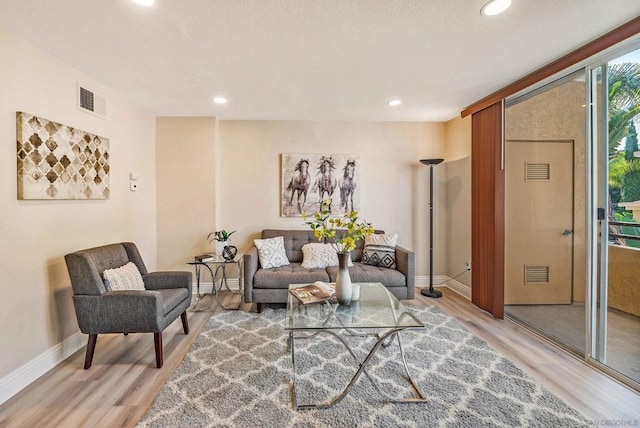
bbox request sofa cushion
[301,243,353,269]
[253,262,330,289]
[326,262,406,287]
[103,262,145,291]
[262,229,318,263]
[362,233,398,269]
[254,236,290,269]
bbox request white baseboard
[0,331,85,406]
[445,278,472,300]
[416,275,471,301]
[415,275,450,288]
[192,278,240,295]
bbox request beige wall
[444,116,472,288]
[505,80,586,302]
[217,121,447,276]
[156,117,217,271]
[0,30,157,379]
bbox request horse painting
[339,159,357,212]
[311,156,337,211]
[281,153,360,217]
[285,158,311,213]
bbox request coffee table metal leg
[289,331,298,410]
[290,326,427,410]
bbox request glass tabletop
[187,253,243,264]
[285,282,424,331]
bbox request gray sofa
[244,229,415,309]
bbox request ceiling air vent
[77,83,107,119]
[524,265,550,284]
[525,162,550,181]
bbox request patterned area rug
[138,306,591,427]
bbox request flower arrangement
[207,229,235,244]
[303,200,375,253]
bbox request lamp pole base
[420,288,443,299]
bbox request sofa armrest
[143,271,192,301]
[73,291,163,334]
[243,246,259,303]
[395,246,415,299]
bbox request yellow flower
[303,202,374,253]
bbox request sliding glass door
[504,44,640,390]
[504,72,587,354]
[589,48,640,386]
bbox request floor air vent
[77,83,107,119]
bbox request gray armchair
[65,242,192,369]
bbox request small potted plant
[207,229,236,255]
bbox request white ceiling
[0,1,639,121]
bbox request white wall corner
[0,331,85,406]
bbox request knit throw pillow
[362,233,398,269]
[254,236,290,269]
[103,262,145,291]
[301,243,353,269]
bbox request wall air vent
[77,83,107,119]
[524,265,550,284]
[525,162,550,181]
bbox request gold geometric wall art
[16,112,110,200]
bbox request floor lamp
[420,158,444,298]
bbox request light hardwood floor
[1,288,638,427]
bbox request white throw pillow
[254,236,290,269]
[302,243,353,269]
[362,233,398,269]
[103,262,145,291]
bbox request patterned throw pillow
[301,243,353,269]
[254,236,290,269]
[103,262,145,291]
[362,233,398,269]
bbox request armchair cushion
[103,262,145,291]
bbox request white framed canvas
[281,153,360,217]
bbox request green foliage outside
[621,161,640,202]
[608,63,640,247]
[624,121,638,160]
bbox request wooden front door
[505,140,574,305]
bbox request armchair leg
[154,332,163,368]
[181,311,189,335]
[84,334,97,369]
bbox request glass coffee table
[285,282,427,410]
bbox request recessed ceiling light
[481,0,511,16]
[213,97,228,105]
[388,99,402,106]
[133,0,155,6]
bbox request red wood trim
[471,102,504,319]
[461,16,640,118]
